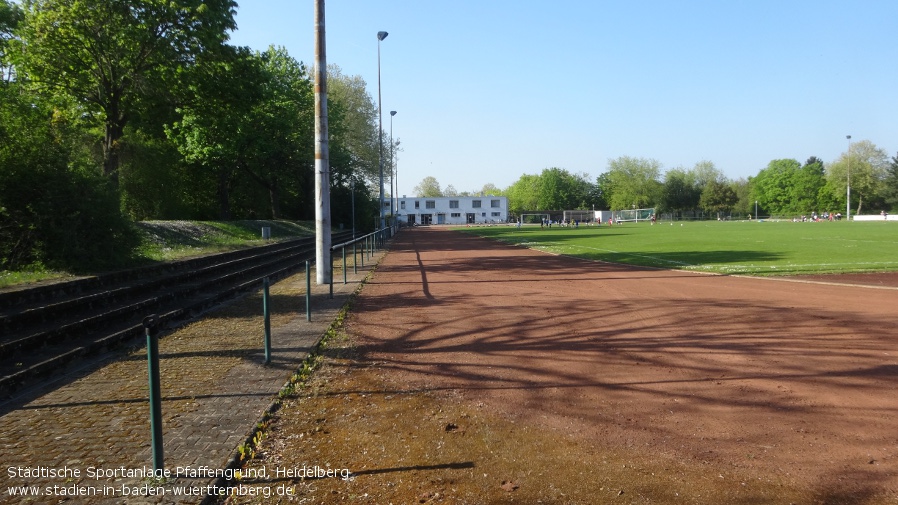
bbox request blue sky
[228,0,897,196]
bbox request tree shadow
[338,227,898,503]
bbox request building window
[492,212,501,217]
[415,201,420,209]
[449,200,459,209]
[400,201,406,210]
[472,200,482,208]
[451,213,461,218]
[426,200,436,209]
[491,199,500,208]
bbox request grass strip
[460,220,898,275]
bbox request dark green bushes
[0,84,139,272]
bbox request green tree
[0,81,137,271]
[689,160,725,189]
[568,171,596,209]
[826,140,889,215]
[749,157,828,216]
[789,157,826,213]
[326,66,381,230]
[239,46,314,219]
[166,46,315,220]
[593,172,612,210]
[535,168,590,210]
[660,168,701,217]
[480,183,502,196]
[17,0,237,184]
[506,174,540,214]
[883,152,898,211]
[535,168,567,210]
[327,65,379,188]
[0,0,22,80]
[505,168,594,214]
[166,47,262,219]
[604,156,663,210]
[413,176,442,197]
[750,159,801,216]
[700,180,738,217]
[730,178,752,217]
[119,130,189,220]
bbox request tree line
[413,148,898,220]
[3,2,896,272]
[1,0,393,272]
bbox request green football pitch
[458,220,898,276]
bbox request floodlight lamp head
[390,111,397,116]
[377,31,389,41]
[846,135,851,140]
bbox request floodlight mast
[390,110,397,220]
[314,0,331,284]
[377,31,388,230]
[846,135,851,222]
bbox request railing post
[262,277,271,364]
[353,243,358,274]
[342,245,347,284]
[305,260,312,322]
[143,315,164,471]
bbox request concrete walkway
[0,248,385,505]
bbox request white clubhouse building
[390,196,509,226]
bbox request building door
[421,214,433,225]
[407,214,416,226]
[466,213,475,224]
[437,213,446,224]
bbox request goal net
[615,208,655,223]
[562,210,594,224]
[519,213,549,224]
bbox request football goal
[562,210,594,224]
[519,213,550,224]
[615,208,655,223]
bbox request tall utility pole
[390,110,397,219]
[377,31,388,230]
[314,0,331,284]
[846,135,851,222]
